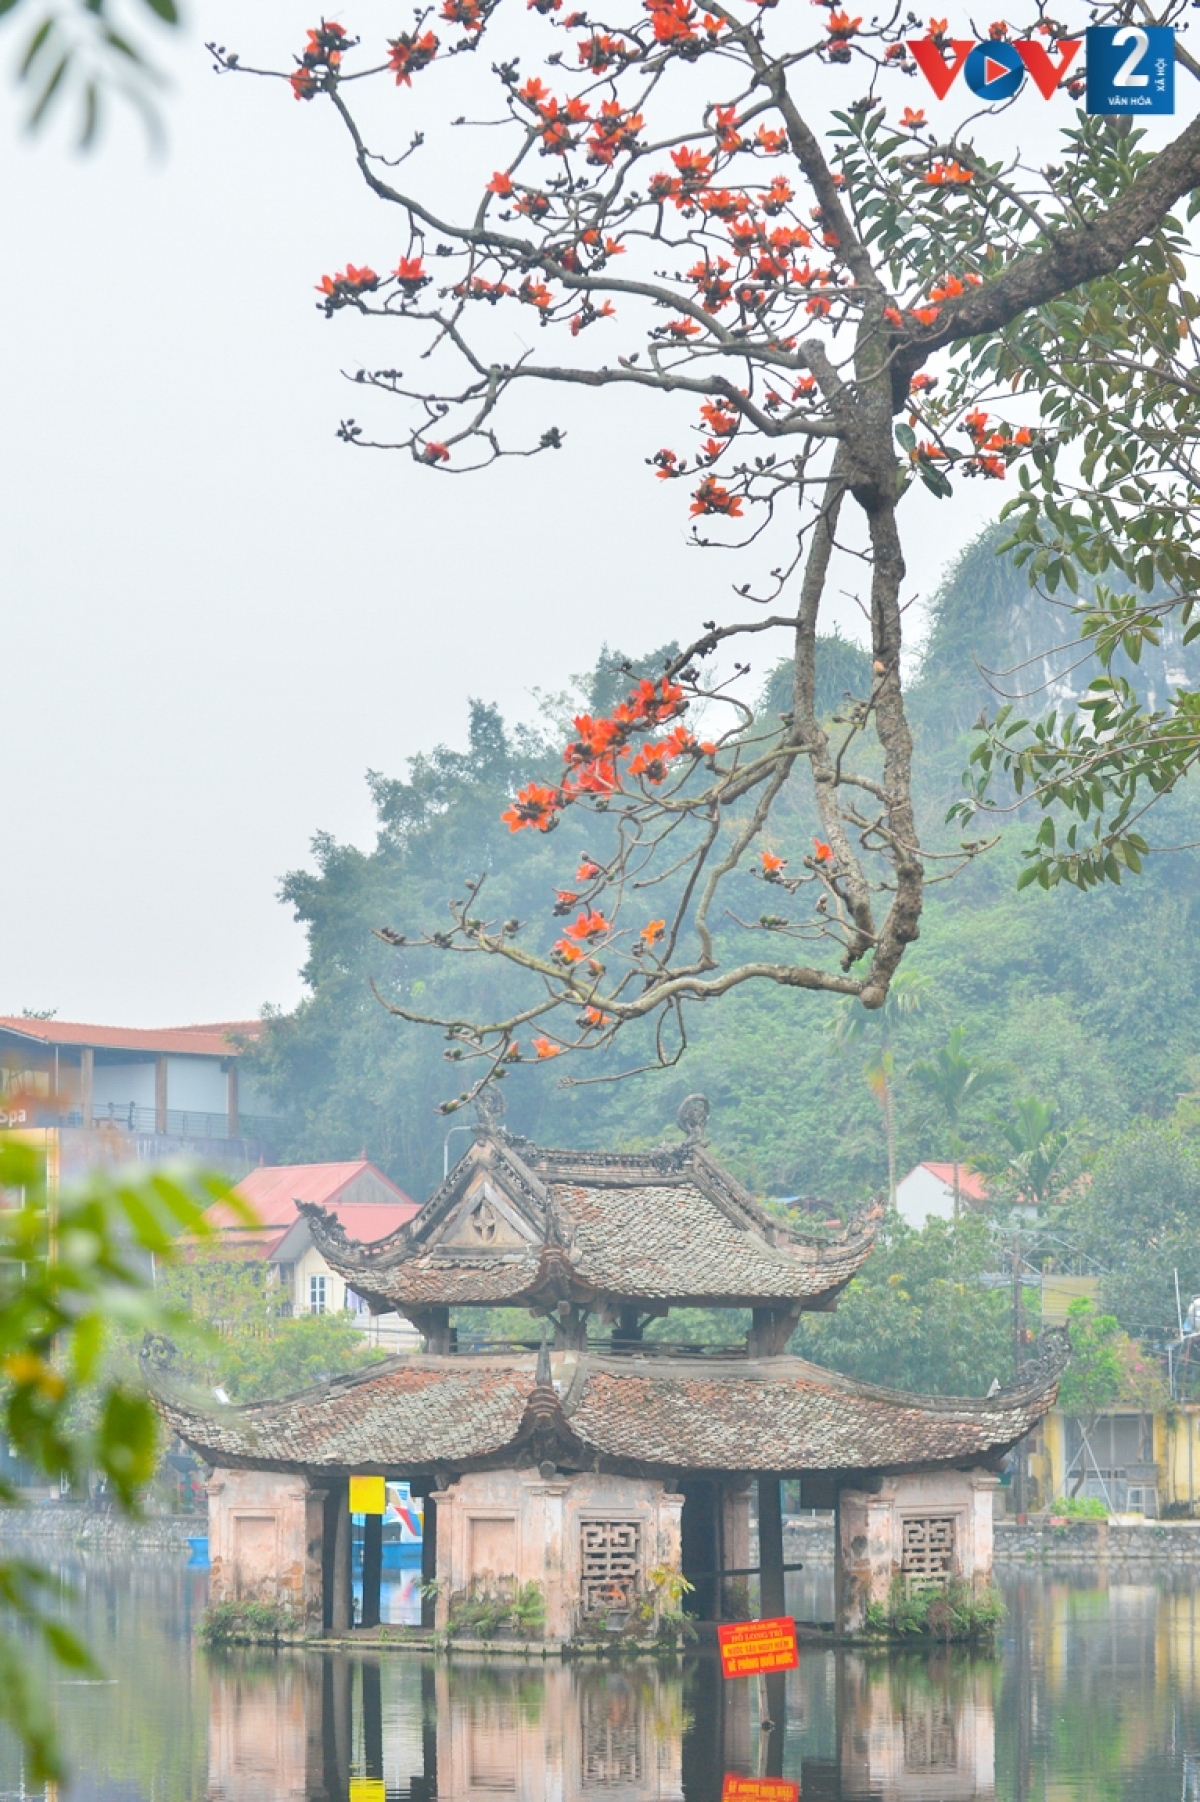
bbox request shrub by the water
[444,1580,546,1640]
[198,1600,295,1646]
[865,1579,1004,1642]
[1051,1495,1109,1519]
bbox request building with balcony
[0,1014,277,1178]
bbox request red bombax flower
[315,265,379,312]
[294,19,350,90]
[563,909,611,942]
[645,0,698,43]
[395,256,430,295]
[501,782,561,832]
[442,0,484,27]
[690,475,743,518]
[387,29,438,85]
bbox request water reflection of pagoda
[160,1093,1062,1641]
[204,1651,1000,1801]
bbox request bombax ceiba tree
[216,3,1200,1105]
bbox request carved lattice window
[581,1521,641,1616]
[902,1700,957,1771]
[581,1683,641,1784]
[900,1516,955,1593]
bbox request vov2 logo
[908,23,1175,113]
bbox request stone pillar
[330,1481,352,1633]
[836,1487,894,1635]
[420,1487,438,1629]
[205,1468,326,1633]
[533,1473,572,1642]
[431,1484,456,1632]
[758,1474,786,1619]
[720,1480,752,1620]
[967,1471,1000,1591]
[362,1512,383,1628]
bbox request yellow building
[1028,1405,1200,1516]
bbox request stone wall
[759,1515,1200,1567]
[749,1516,837,1565]
[995,1518,1200,1561]
[0,1503,198,1553]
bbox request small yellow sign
[349,1474,386,1515]
[348,1780,386,1802]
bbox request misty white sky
[1,2,1138,1027]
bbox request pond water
[3,1551,1200,1800]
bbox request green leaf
[19,15,55,74]
[28,51,71,128]
[42,1623,95,1672]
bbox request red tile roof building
[203,1161,420,1340]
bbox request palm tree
[994,1096,1073,1210]
[831,968,935,1208]
[911,1026,1004,1215]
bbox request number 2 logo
[1110,25,1150,88]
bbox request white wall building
[210,1159,422,1352]
[895,1160,989,1230]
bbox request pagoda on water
[157,1091,1062,1642]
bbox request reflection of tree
[995,1572,1187,1802]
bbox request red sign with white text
[717,1616,799,1679]
[721,1779,799,1802]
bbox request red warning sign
[716,1616,799,1679]
[721,1778,799,1802]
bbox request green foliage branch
[791,1211,1014,1395]
[944,120,1200,891]
[1069,1123,1200,1336]
[0,1134,245,1779]
[1,0,179,143]
[154,1240,386,1402]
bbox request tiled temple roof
[154,1337,1065,1480]
[298,1108,879,1316]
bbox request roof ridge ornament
[676,1093,709,1143]
[475,1085,507,1134]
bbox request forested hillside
[249,527,1200,1208]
